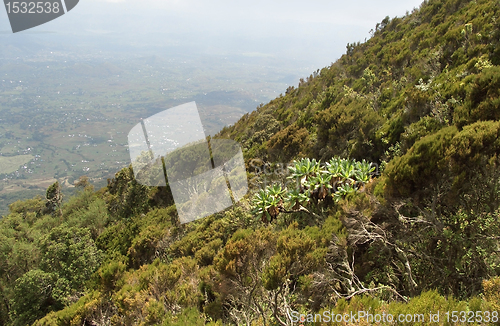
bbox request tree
[39,226,102,305]
[45,181,63,216]
[9,269,58,326]
[74,175,93,191]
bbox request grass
[0,155,34,174]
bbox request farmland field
[0,154,33,174]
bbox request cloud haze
[1,0,424,66]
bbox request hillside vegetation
[2,0,500,324]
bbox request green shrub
[454,66,500,128]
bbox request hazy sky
[1,0,424,66]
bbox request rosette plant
[339,158,356,184]
[288,158,321,191]
[252,184,285,222]
[309,173,333,199]
[326,157,342,176]
[333,182,357,202]
[354,159,376,184]
[285,188,311,210]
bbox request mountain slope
[221,0,500,165]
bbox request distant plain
[0,50,310,215]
